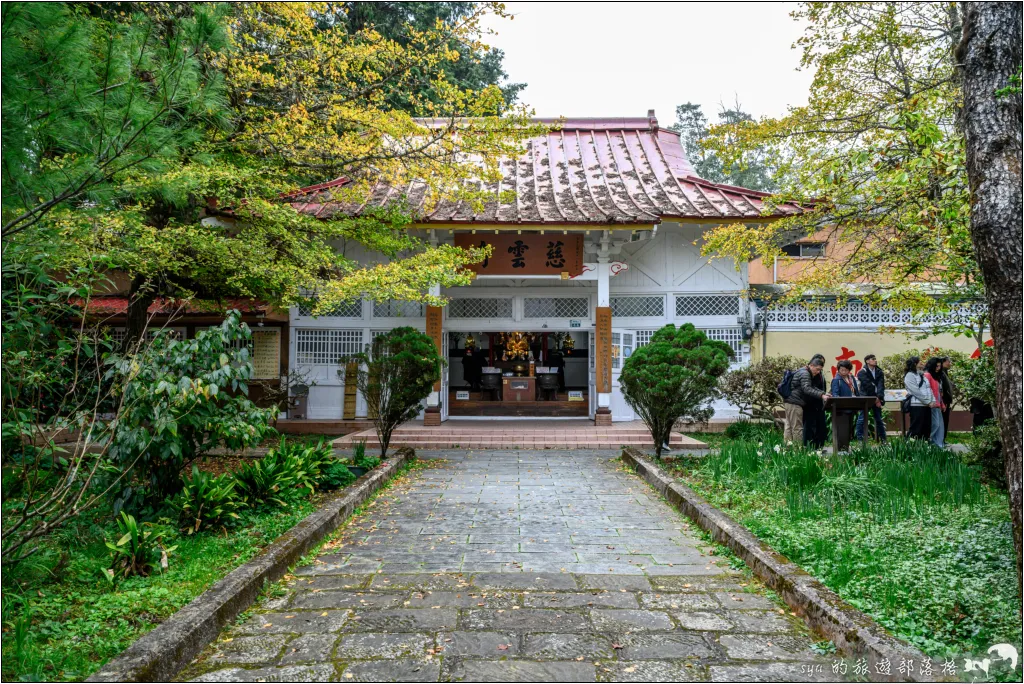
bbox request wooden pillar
[424,304,443,426]
[594,305,613,426]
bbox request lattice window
[108,327,127,347]
[611,296,664,318]
[369,330,391,358]
[109,327,184,345]
[634,330,657,348]
[610,331,634,370]
[296,298,362,318]
[447,298,513,319]
[373,300,425,318]
[523,297,589,319]
[295,329,364,365]
[675,294,740,317]
[699,327,745,358]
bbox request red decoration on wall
[831,347,862,377]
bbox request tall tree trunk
[957,1,1023,594]
[123,275,156,351]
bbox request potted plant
[347,440,380,477]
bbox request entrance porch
[333,418,707,450]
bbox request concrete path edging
[621,446,932,682]
[87,448,417,683]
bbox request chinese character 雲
[545,240,565,268]
[508,240,529,268]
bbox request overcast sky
[480,2,814,125]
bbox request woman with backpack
[903,355,936,442]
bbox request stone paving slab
[181,451,841,682]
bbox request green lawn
[1,500,318,682]
[662,433,1021,669]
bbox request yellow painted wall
[752,330,987,367]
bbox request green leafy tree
[1,2,228,238]
[349,326,442,457]
[669,100,776,191]
[620,324,732,459]
[1,244,130,565]
[700,4,985,340]
[106,311,276,510]
[329,2,525,110]
[5,2,534,345]
[719,355,803,426]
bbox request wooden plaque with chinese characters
[595,307,612,394]
[454,233,584,277]
[426,306,443,392]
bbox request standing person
[903,356,935,441]
[782,366,803,444]
[923,357,946,448]
[938,356,955,439]
[856,354,887,442]
[807,354,830,448]
[830,359,861,447]
[462,345,482,391]
[789,357,832,448]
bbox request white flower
[756,450,764,457]
[773,444,782,454]
[758,442,764,447]
[786,440,794,446]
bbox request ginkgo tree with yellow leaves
[700,3,984,342]
[8,2,537,344]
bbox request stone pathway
[182,451,838,682]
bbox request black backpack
[777,369,797,400]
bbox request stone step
[334,432,698,450]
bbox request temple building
[84,112,989,429]
[285,113,807,425]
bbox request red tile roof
[76,296,270,315]
[287,114,808,225]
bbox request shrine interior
[446,331,590,417]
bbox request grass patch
[0,438,407,682]
[1,500,317,682]
[664,434,1021,664]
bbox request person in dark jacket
[855,353,887,442]
[806,354,830,448]
[787,356,832,448]
[461,345,483,390]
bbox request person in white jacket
[903,356,936,441]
